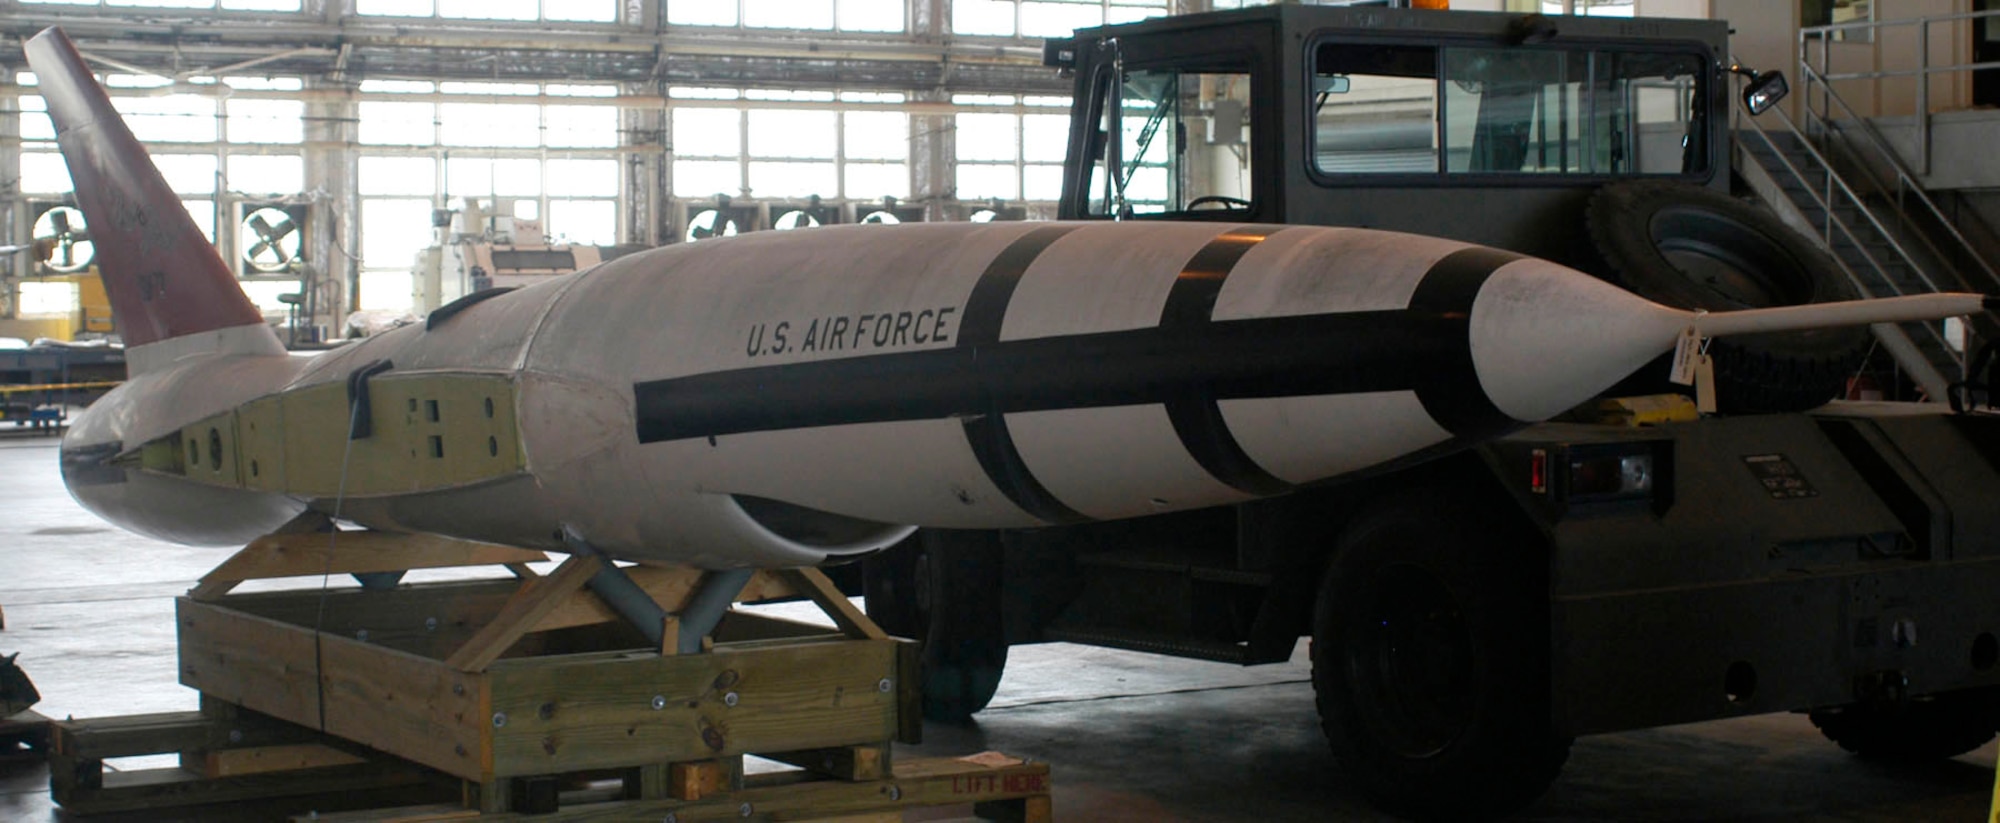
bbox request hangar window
[356,0,614,22]
[354,79,626,311]
[668,87,913,204]
[227,156,304,197]
[667,0,904,31]
[955,94,1071,205]
[111,92,215,143]
[953,0,1168,38]
[22,0,303,9]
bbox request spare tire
[1586,180,1870,413]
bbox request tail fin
[23,28,275,360]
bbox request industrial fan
[685,208,741,241]
[30,205,91,273]
[772,210,821,230]
[240,206,303,273]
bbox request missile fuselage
[60,219,1703,567]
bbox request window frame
[1069,52,1264,220]
[1301,30,1718,190]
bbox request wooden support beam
[198,532,547,599]
[444,554,603,672]
[781,567,888,641]
[188,510,332,600]
[189,743,367,778]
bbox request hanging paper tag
[1694,353,1717,414]
[1669,326,1702,385]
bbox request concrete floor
[0,435,1994,821]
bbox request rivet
[492,712,508,728]
[877,678,893,693]
[424,617,439,632]
[651,695,667,710]
[723,691,739,708]
[738,802,753,817]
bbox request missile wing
[29,26,1994,568]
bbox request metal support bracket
[559,526,753,654]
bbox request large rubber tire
[861,530,1008,722]
[1808,687,2000,761]
[1586,180,1870,413]
[1312,494,1572,821]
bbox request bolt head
[877,678,893,693]
[492,712,508,728]
[738,801,753,817]
[424,617,439,631]
[651,695,667,710]
[723,691,739,708]
[227,729,243,744]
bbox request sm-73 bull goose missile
[28,27,1995,569]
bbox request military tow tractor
[861,6,2000,819]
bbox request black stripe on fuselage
[1407,246,1524,444]
[634,309,1511,440]
[952,225,1088,525]
[630,235,1532,516]
[1159,226,1294,496]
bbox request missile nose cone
[1468,258,1686,422]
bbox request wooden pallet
[48,704,452,815]
[296,751,1052,822]
[46,520,1049,820]
[1,708,50,762]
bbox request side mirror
[1739,69,1788,115]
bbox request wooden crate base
[45,529,1047,820]
[294,752,1053,822]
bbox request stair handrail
[1792,59,2000,296]
[1738,92,1950,298]
[1800,9,2000,176]
[1732,74,1963,381]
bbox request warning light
[1529,448,1547,495]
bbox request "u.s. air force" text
[745,307,958,358]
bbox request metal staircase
[1732,58,2000,402]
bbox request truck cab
[863,6,2000,819]
[1052,5,1725,269]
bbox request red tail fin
[22,28,265,348]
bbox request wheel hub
[1344,563,1474,758]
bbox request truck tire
[1808,687,2000,761]
[862,530,1008,722]
[1311,495,1571,820]
[1585,180,1870,414]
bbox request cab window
[1313,40,1706,178]
[1085,66,1254,217]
